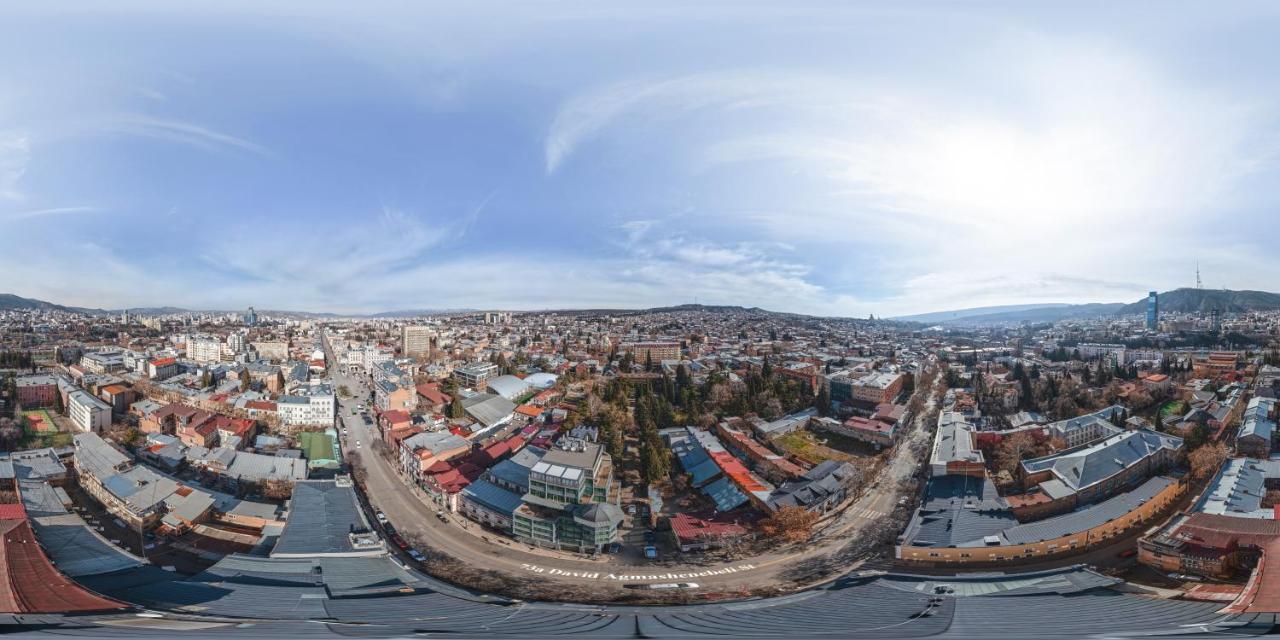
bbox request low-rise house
[767,460,859,513]
[670,512,751,553]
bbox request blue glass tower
[1146,291,1158,330]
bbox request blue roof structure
[704,476,749,511]
[461,478,523,516]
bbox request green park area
[1158,400,1188,420]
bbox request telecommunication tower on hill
[1196,262,1202,289]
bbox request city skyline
[2,2,1279,316]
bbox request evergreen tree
[815,383,832,417]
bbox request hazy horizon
[3,2,1279,316]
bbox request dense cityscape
[1,286,1280,635]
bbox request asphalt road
[321,330,937,591]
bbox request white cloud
[0,131,30,200]
[101,115,269,155]
[5,206,98,220]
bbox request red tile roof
[514,405,542,418]
[416,384,450,406]
[0,514,126,613]
[1224,537,1280,613]
[670,512,748,543]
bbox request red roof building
[670,512,750,552]
[0,504,126,613]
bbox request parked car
[1118,548,1137,559]
[626,504,637,516]
[376,511,388,523]
[607,542,622,554]
[644,545,658,560]
[383,523,396,536]
[391,535,409,550]
[643,530,657,545]
[407,549,426,562]
[356,440,362,448]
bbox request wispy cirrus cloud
[5,205,98,221]
[101,115,269,156]
[0,132,30,200]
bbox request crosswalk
[848,506,886,520]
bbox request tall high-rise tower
[1146,291,1159,330]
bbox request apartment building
[402,325,433,357]
[68,389,111,433]
[15,374,59,408]
[277,382,336,427]
[453,361,499,389]
[187,335,223,364]
[623,341,680,363]
[513,440,622,552]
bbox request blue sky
[2,1,1278,316]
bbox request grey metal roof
[989,476,1176,546]
[54,565,1260,638]
[20,478,145,577]
[1239,397,1277,442]
[272,479,375,557]
[1019,428,1182,494]
[462,393,517,427]
[1195,457,1276,518]
[901,475,1016,548]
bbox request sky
[1,1,1278,317]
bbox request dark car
[643,530,657,545]
[383,523,397,536]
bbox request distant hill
[894,303,1072,324]
[0,293,72,312]
[1117,288,1280,315]
[903,287,1280,326]
[930,303,1127,326]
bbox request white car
[376,512,388,523]
[356,440,362,448]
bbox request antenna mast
[1195,262,1202,289]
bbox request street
[323,330,941,593]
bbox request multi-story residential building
[400,430,471,477]
[512,440,622,553]
[1076,343,1127,363]
[277,382,336,427]
[68,389,111,433]
[73,432,180,529]
[15,374,59,408]
[146,356,180,380]
[402,325,433,357]
[453,361,499,389]
[227,331,246,356]
[187,335,223,364]
[1047,405,1125,449]
[830,371,904,406]
[1019,428,1183,508]
[79,350,125,374]
[622,341,680,363]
